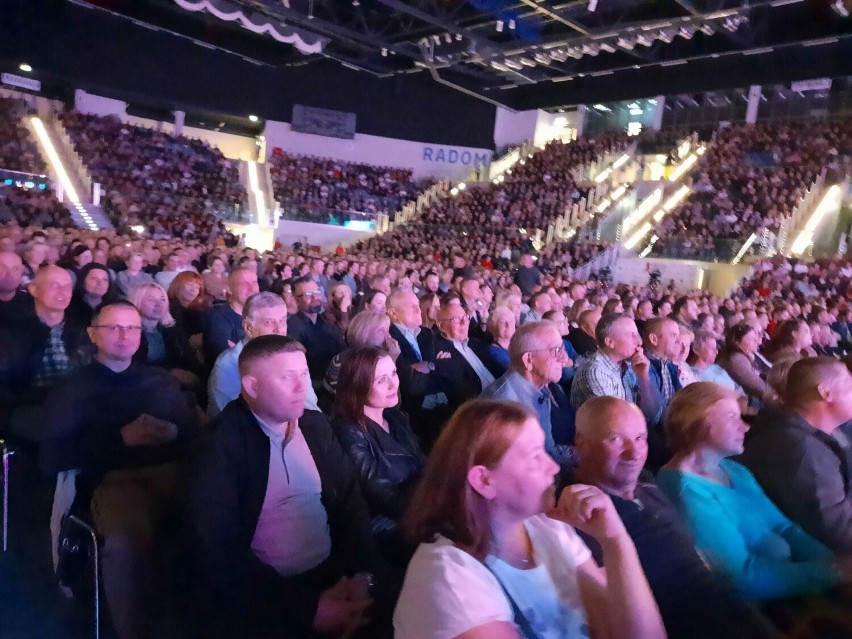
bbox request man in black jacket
[41,300,193,639]
[187,335,390,638]
[432,300,497,414]
[387,288,448,444]
[287,277,346,386]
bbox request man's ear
[467,465,497,500]
[521,352,534,373]
[817,381,832,404]
[241,373,259,400]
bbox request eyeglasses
[439,316,470,325]
[296,290,322,298]
[92,324,143,334]
[529,345,564,357]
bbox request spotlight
[19,63,32,72]
[381,48,388,56]
[508,19,516,30]
[248,114,259,122]
[700,24,715,35]
[496,20,504,32]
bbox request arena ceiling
[17,0,852,110]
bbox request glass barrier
[0,168,51,190]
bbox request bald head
[575,396,648,500]
[576,396,642,439]
[29,265,73,316]
[387,288,421,331]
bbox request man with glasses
[41,300,194,639]
[188,334,390,638]
[433,300,498,414]
[481,322,571,467]
[207,292,319,417]
[287,276,346,386]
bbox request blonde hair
[487,305,515,334]
[128,282,175,328]
[346,310,390,347]
[665,382,740,453]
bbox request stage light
[248,114,259,122]
[19,63,32,72]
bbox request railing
[764,167,827,255]
[45,108,94,202]
[572,245,622,281]
[0,167,50,189]
[653,238,743,263]
[277,204,384,229]
[393,179,450,227]
[487,140,538,182]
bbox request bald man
[741,357,852,554]
[0,250,32,327]
[0,266,91,441]
[571,397,772,639]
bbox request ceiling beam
[516,0,590,35]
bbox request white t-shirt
[394,514,592,639]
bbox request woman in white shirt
[393,399,665,639]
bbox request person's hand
[312,577,372,637]
[411,361,432,374]
[549,484,628,543]
[169,368,200,389]
[630,347,650,378]
[384,335,402,361]
[436,350,452,360]
[339,298,352,313]
[120,414,178,447]
[227,339,236,348]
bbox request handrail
[763,167,827,255]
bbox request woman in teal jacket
[657,382,846,601]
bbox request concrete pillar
[576,105,586,139]
[652,96,665,130]
[746,86,761,124]
[174,110,185,136]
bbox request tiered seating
[652,120,852,260]
[268,151,426,222]
[352,134,630,268]
[59,110,247,239]
[0,96,46,175]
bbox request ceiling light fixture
[508,19,516,30]
[496,20,504,32]
[19,63,32,72]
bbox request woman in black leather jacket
[332,345,425,564]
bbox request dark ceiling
[7,0,852,111]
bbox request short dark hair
[238,334,305,376]
[671,296,691,318]
[91,299,139,326]
[595,312,629,347]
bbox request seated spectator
[115,252,154,298]
[658,382,844,601]
[688,329,742,392]
[320,311,400,407]
[128,282,199,383]
[418,292,439,330]
[718,323,773,407]
[671,296,699,328]
[394,399,665,639]
[331,346,424,563]
[68,262,118,327]
[740,357,852,554]
[514,253,542,299]
[567,308,600,359]
[360,289,387,315]
[672,324,698,387]
[187,335,390,638]
[207,292,318,418]
[0,265,90,442]
[486,305,516,374]
[41,300,194,639]
[572,396,774,639]
[571,313,663,466]
[0,249,33,327]
[643,317,684,415]
[386,288,446,442]
[167,270,209,342]
[202,267,259,365]
[764,319,815,363]
[323,281,352,337]
[482,322,569,467]
[522,291,553,324]
[433,301,497,413]
[154,251,184,291]
[287,276,346,386]
[202,255,229,302]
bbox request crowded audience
[4,117,852,639]
[59,110,246,240]
[653,120,852,260]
